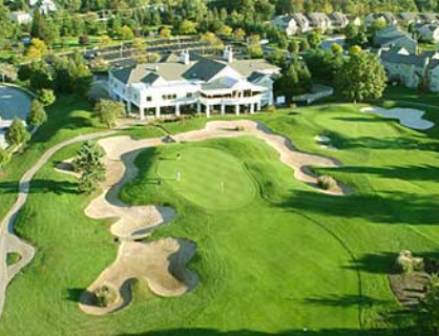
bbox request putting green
[157,146,256,210]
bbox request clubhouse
[108,47,280,119]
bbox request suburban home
[374,26,417,53]
[398,12,420,25]
[329,12,349,29]
[307,13,332,32]
[272,15,298,36]
[419,13,439,24]
[416,23,439,43]
[382,12,399,26]
[108,47,280,120]
[365,13,397,27]
[29,0,57,14]
[291,13,311,33]
[379,48,439,92]
[9,11,32,24]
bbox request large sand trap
[79,238,197,315]
[79,120,351,315]
[361,106,434,130]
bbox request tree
[274,58,312,103]
[27,99,47,128]
[335,51,387,103]
[179,20,197,35]
[5,119,30,147]
[307,31,322,49]
[201,32,223,48]
[217,25,233,38]
[0,63,17,82]
[99,35,113,48]
[119,25,134,40]
[38,88,56,106]
[25,38,48,60]
[159,26,172,39]
[248,34,263,59]
[0,147,10,171]
[73,141,105,194]
[414,275,439,335]
[94,99,124,128]
[233,28,246,41]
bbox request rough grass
[0,88,438,335]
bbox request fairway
[156,146,256,210]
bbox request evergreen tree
[5,119,30,147]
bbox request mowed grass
[0,92,438,335]
[156,146,256,210]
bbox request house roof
[381,50,428,67]
[182,58,227,81]
[111,53,278,86]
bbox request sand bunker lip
[72,120,351,315]
[361,106,435,130]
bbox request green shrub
[94,285,117,307]
[317,175,337,190]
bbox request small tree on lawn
[5,119,30,148]
[73,141,106,193]
[94,99,125,128]
[27,99,47,128]
[38,88,56,106]
[335,50,387,103]
[0,147,10,171]
[415,275,439,335]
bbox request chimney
[223,46,234,63]
[180,49,190,65]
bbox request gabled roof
[111,52,278,86]
[381,50,428,67]
[182,58,227,81]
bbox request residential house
[307,13,332,32]
[382,12,399,26]
[272,15,298,36]
[108,47,280,120]
[374,26,417,53]
[329,12,349,29]
[29,0,57,14]
[416,23,439,43]
[365,13,397,27]
[9,11,32,24]
[379,48,439,92]
[398,12,420,25]
[291,13,311,33]
[419,13,438,24]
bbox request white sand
[361,106,435,130]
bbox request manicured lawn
[156,146,256,210]
[0,90,438,335]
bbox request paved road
[0,128,119,317]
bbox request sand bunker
[361,106,434,130]
[78,120,351,316]
[79,238,197,315]
[54,158,80,178]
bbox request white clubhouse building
[108,48,280,119]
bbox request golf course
[0,88,438,335]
